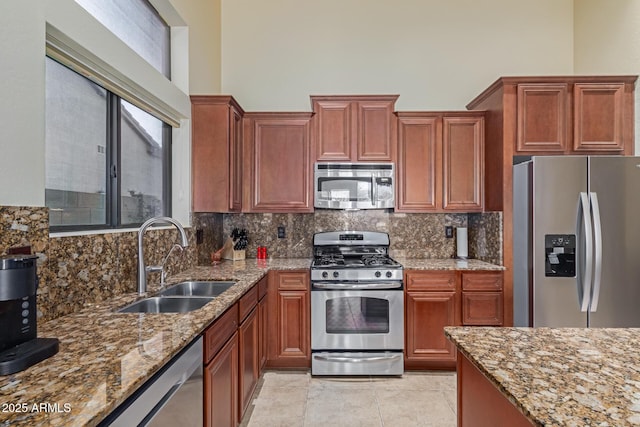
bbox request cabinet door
[516,84,568,153]
[356,100,396,161]
[396,115,440,212]
[405,291,458,369]
[258,295,268,372]
[442,116,484,211]
[238,308,259,419]
[573,83,625,152]
[267,271,310,368]
[244,114,313,212]
[313,100,353,161]
[192,96,243,213]
[205,332,238,427]
[462,292,503,326]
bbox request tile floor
[240,370,457,427]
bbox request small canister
[257,246,267,259]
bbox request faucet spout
[137,216,189,295]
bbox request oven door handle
[313,354,402,363]
[312,282,402,290]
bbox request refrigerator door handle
[589,192,603,312]
[576,192,593,312]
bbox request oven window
[325,296,390,334]
[317,178,372,201]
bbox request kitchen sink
[117,296,214,313]
[156,281,236,297]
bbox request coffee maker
[0,254,58,375]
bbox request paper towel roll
[456,227,468,259]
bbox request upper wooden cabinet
[516,82,629,154]
[311,95,398,162]
[396,112,484,213]
[191,96,244,212]
[242,112,314,212]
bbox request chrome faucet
[138,216,189,295]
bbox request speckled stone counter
[0,258,310,427]
[397,258,504,271]
[445,327,640,426]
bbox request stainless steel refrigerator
[513,156,640,327]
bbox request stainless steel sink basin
[118,296,213,313]
[156,281,236,297]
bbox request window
[45,57,171,230]
[75,0,170,77]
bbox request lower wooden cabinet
[457,352,533,426]
[258,280,268,372]
[266,270,310,368]
[404,270,504,370]
[461,272,504,326]
[405,271,459,370]
[238,307,259,420]
[205,331,239,427]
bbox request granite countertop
[397,258,504,270]
[445,327,640,426]
[0,258,310,427]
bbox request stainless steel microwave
[314,163,395,209]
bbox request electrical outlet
[277,226,286,239]
[445,226,454,238]
[195,228,204,244]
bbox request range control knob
[322,271,328,279]
[386,271,393,278]
[375,271,382,278]
[332,271,339,278]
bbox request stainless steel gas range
[310,231,404,376]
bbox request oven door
[311,288,404,350]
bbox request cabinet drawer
[205,304,239,363]
[405,271,456,292]
[462,272,503,291]
[239,285,258,322]
[275,271,309,290]
[462,292,503,326]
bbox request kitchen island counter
[445,326,640,426]
[0,258,310,427]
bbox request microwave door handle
[371,176,377,206]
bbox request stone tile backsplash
[0,206,200,322]
[211,210,502,264]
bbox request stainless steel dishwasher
[101,337,203,427]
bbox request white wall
[574,0,640,153]
[221,0,575,111]
[0,3,46,207]
[0,0,192,226]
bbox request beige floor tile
[242,370,457,427]
[376,389,455,426]
[371,372,456,391]
[260,371,311,388]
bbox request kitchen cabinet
[266,270,310,368]
[191,95,244,212]
[204,305,239,427]
[516,82,629,154]
[311,95,398,161]
[258,277,268,372]
[457,353,533,427]
[396,112,484,212]
[466,75,636,327]
[461,272,503,326]
[404,271,459,370]
[238,285,259,420]
[243,112,314,212]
